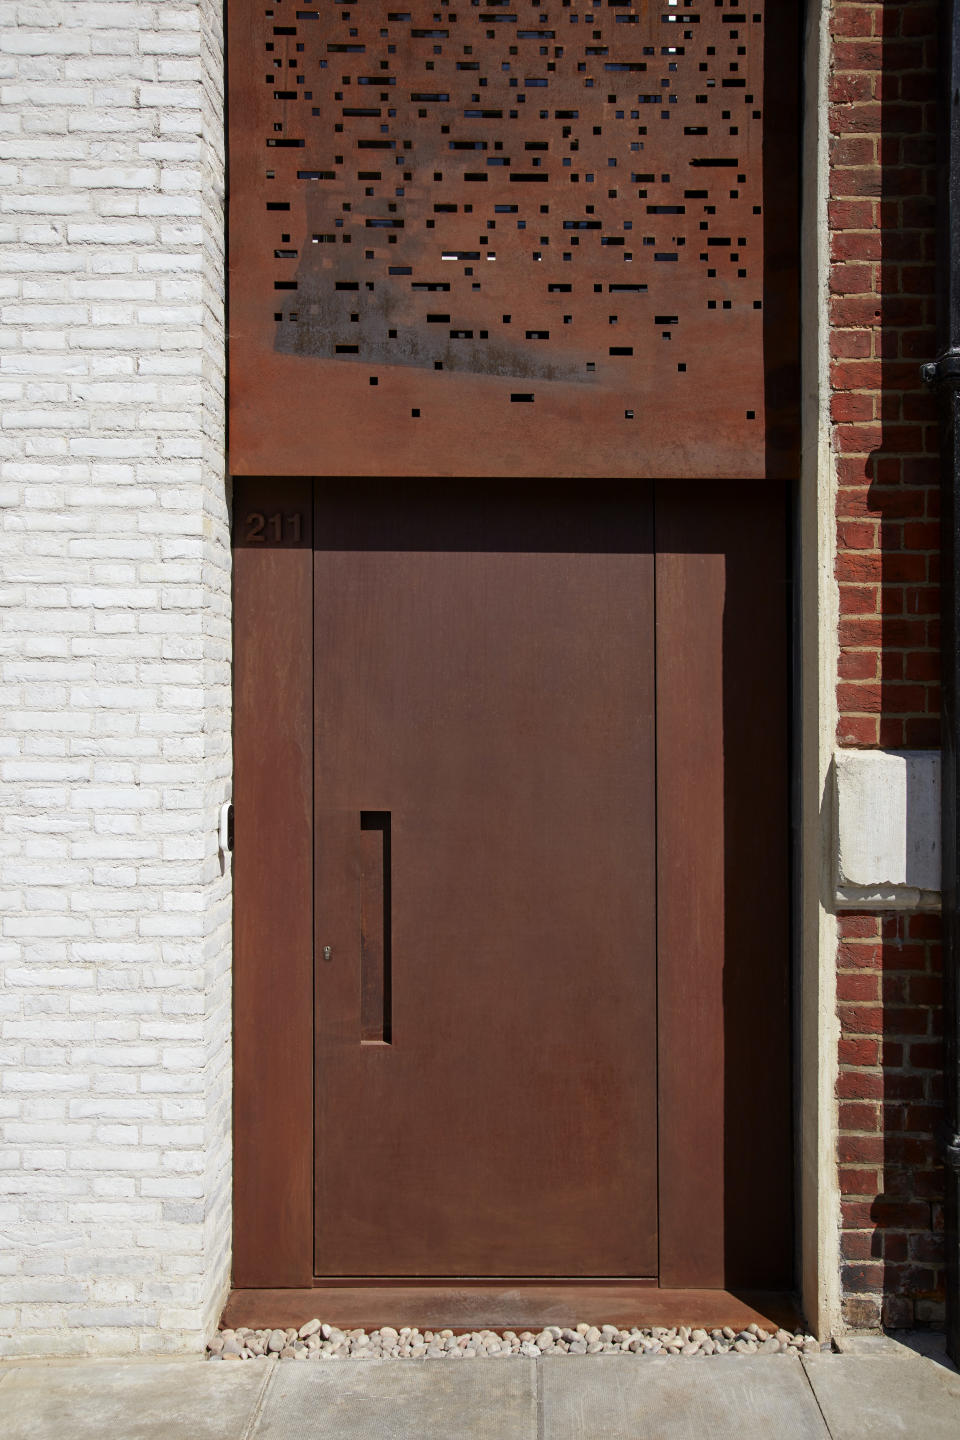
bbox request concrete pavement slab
[251,1357,537,1440]
[0,1358,271,1440]
[540,1354,831,1440]
[801,1352,960,1440]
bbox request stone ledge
[834,749,941,911]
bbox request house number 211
[244,511,303,544]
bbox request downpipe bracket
[947,1133,960,1174]
[921,350,960,388]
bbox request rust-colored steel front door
[310,480,657,1278]
[231,477,794,1303]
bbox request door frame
[229,478,795,1328]
[795,0,842,1343]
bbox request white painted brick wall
[0,1,230,1356]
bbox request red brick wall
[837,912,945,1326]
[829,0,944,1327]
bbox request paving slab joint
[797,1351,836,1439]
[241,1359,277,1440]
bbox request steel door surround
[227,0,799,1300]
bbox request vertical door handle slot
[360,811,391,1044]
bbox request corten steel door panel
[232,480,315,1287]
[227,0,799,479]
[655,480,792,1290]
[311,480,657,1277]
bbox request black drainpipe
[921,0,960,1367]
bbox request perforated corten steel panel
[228,0,798,478]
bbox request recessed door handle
[360,811,391,1044]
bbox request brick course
[830,0,945,1329]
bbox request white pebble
[207,1316,809,1364]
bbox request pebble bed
[209,1321,822,1361]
